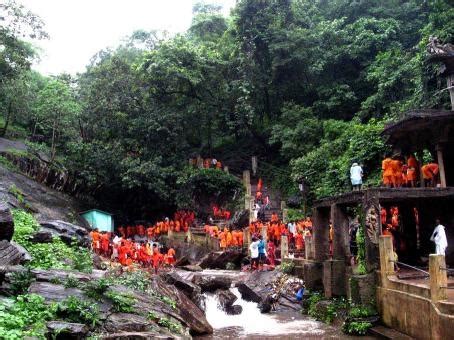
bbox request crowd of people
[212,205,231,220]
[382,154,439,188]
[189,157,224,170]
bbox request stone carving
[365,206,379,245]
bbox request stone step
[369,325,414,339]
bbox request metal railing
[389,260,430,276]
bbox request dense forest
[1,0,453,220]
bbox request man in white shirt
[350,162,363,191]
[430,219,448,256]
[249,237,259,270]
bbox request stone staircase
[250,182,282,222]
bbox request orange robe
[382,158,393,185]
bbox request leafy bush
[349,305,377,318]
[9,269,35,295]
[12,210,93,272]
[286,209,305,222]
[83,278,110,299]
[64,275,80,289]
[157,317,183,334]
[56,296,100,327]
[0,294,57,339]
[104,291,136,313]
[9,184,25,204]
[280,261,295,274]
[106,270,151,292]
[342,321,373,335]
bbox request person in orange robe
[380,207,387,226]
[257,178,263,192]
[391,207,399,229]
[175,220,181,232]
[271,213,279,223]
[382,156,393,187]
[390,158,403,188]
[295,232,304,251]
[216,161,222,170]
[231,230,239,248]
[90,230,101,254]
[225,228,233,248]
[101,232,110,256]
[147,226,154,240]
[421,162,439,187]
[219,230,226,250]
[117,226,126,238]
[274,224,281,244]
[407,153,418,185]
[166,248,176,266]
[152,245,163,274]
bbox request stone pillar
[429,254,447,303]
[243,227,251,248]
[282,209,288,223]
[331,204,349,261]
[186,230,192,243]
[243,170,251,187]
[436,145,447,188]
[323,260,346,297]
[363,194,381,271]
[417,151,425,187]
[196,155,203,169]
[379,236,394,287]
[281,235,288,259]
[305,235,313,260]
[168,228,174,240]
[252,156,258,176]
[447,73,454,111]
[313,207,330,262]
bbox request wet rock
[39,220,89,246]
[31,229,53,243]
[313,300,331,318]
[193,293,206,313]
[198,250,246,270]
[192,274,232,292]
[236,282,262,303]
[150,277,213,335]
[101,332,176,339]
[0,240,23,266]
[180,265,203,272]
[175,255,190,267]
[104,313,151,333]
[46,321,88,339]
[227,305,242,315]
[93,253,107,270]
[162,272,201,301]
[216,289,237,309]
[0,202,14,241]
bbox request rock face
[0,202,14,241]
[198,250,246,270]
[46,321,88,339]
[0,240,24,266]
[38,220,89,246]
[104,313,152,333]
[180,265,203,272]
[192,274,232,293]
[236,282,262,303]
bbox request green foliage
[0,294,57,339]
[158,295,177,310]
[64,275,81,289]
[349,305,377,319]
[225,262,236,270]
[56,296,100,327]
[176,168,244,213]
[106,270,152,292]
[12,209,93,272]
[286,209,305,222]
[83,278,110,299]
[157,317,183,334]
[280,261,295,274]
[8,184,24,204]
[9,269,35,295]
[356,208,367,275]
[342,321,373,336]
[104,291,136,313]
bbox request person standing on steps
[258,235,267,271]
[430,219,448,256]
[249,236,259,270]
[350,162,363,191]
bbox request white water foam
[204,288,326,337]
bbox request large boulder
[0,202,14,241]
[236,282,262,303]
[162,271,201,301]
[46,321,88,339]
[192,274,232,293]
[104,313,152,333]
[216,289,242,315]
[28,282,85,302]
[10,241,31,263]
[38,220,89,246]
[31,230,53,243]
[198,250,246,270]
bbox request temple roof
[382,109,454,150]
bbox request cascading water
[202,288,329,338]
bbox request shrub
[157,317,183,334]
[83,278,110,299]
[9,269,35,294]
[106,270,151,292]
[280,261,295,274]
[104,291,136,313]
[64,275,80,289]
[56,296,100,327]
[342,321,373,335]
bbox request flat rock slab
[28,282,84,302]
[31,268,93,282]
[0,202,14,241]
[192,275,232,293]
[104,313,152,333]
[47,321,88,338]
[179,265,203,272]
[39,220,89,246]
[0,240,22,266]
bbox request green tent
[80,209,114,232]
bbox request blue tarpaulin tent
[80,209,114,232]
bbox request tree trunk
[0,102,13,137]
